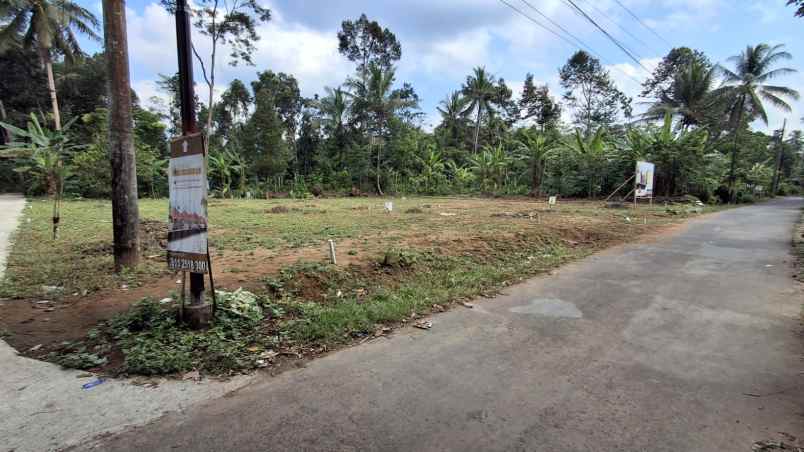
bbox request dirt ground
[0,196,697,356]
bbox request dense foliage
[1,9,803,203]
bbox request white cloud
[403,29,493,80]
[124,1,351,108]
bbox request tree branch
[191,43,212,88]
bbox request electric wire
[611,0,673,47]
[562,0,651,73]
[497,0,645,87]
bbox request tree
[0,0,99,130]
[644,60,717,129]
[435,91,469,150]
[214,78,251,141]
[563,128,610,198]
[103,0,140,271]
[243,89,289,180]
[518,74,561,130]
[559,51,632,136]
[787,0,804,17]
[462,67,497,154]
[337,14,401,80]
[1,114,80,238]
[346,64,417,194]
[715,43,800,201]
[250,71,302,147]
[641,47,710,100]
[516,129,558,196]
[161,0,270,137]
[0,46,48,141]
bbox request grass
[0,195,723,375]
[794,208,804,281]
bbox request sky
[75,0,804,133]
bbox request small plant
[0,114,83,239]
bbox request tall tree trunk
[531,159,542,197]
[0,100,8,145]
[38,46,61,131]
[728,97,745,203]
[104,0,141,271]
[771,119,787,196]
[473,108,482,153]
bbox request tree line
[2,3,803,207]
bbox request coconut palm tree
[462,67,497,154]
[715,43,800,201]
[346,64,417,194]
[0,0,99,131]
[644,60,717,129]
[436,91,468,148]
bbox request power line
[497,0,645,87]
[611,0,672,48]
[562,0,651,73]
[496,0,585,51]
[576,0,657,55]
[518,0,596,56]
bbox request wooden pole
[175,0,205,306]
[603,174,635,203]
[103,0,141,272]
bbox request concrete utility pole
[103,0,140,272]
[175,0,206,308]
[771,118,787,196]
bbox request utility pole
[175,0,206,310]
[103,0,140,271]
[771,118,787,196]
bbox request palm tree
[516,129,558,197]
[346,64,416,194]
[462,67,497,154]
[644,60,717,129]
[0,0,100,130]
[716,43,800,201]
[318,86,350,168]
[320,86,350,133]
[436,91,468,148]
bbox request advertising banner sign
[167,133,209,273]
[635,161,655,199]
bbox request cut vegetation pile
[0,196,718,376]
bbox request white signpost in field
[634,161,655,207]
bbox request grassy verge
[794,208,804,282]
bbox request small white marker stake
[328,240,337,265]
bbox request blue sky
[76,0,804,133]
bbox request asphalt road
[80,198,804,452]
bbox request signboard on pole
[635,161,655,199]
[167,132,209,273]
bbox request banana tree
[563,128,611,198]
[516,129,558,197]
[1,113,80,238]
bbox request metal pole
[175,0,205,306]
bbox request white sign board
[635,161,655,199]
[548,196,557,206]
[167,133,209,273]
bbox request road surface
[80,198,804,451]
